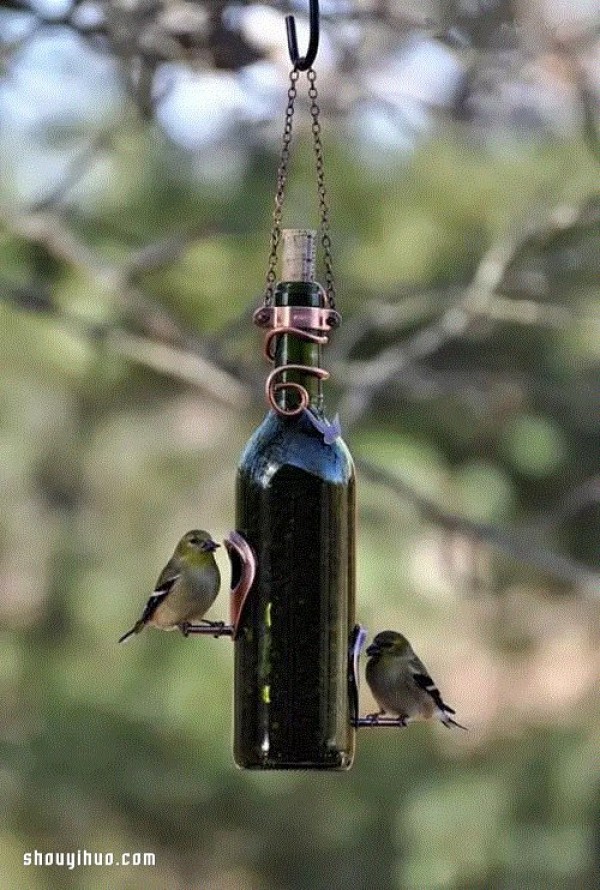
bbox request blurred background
[1,1,599,888]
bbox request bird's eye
[189,536,201,545]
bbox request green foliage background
[1,120,599,889]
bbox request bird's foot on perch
[208,620,227,638]
[356,712,410,728]
[180,620,231,638]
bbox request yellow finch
[119,530,221,643]
[365,630,466,729]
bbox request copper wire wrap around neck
[253,303,341,416]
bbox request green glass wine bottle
[234,229,356,769]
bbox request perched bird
[119,530,221,643]
[365,630,467,729]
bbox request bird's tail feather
[118,621,144,644]
[442,714,468,730]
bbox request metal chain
[307,67,335,309]
[264,66,336,308]
[265,68,299,306]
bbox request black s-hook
[285,0,320,71]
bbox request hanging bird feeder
[183,0,409,769]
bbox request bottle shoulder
[239,410,354,485]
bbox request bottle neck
[273,281,324,414]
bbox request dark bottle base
[234,755,353,771]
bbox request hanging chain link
[265,68,299,305]
[307,68,335,308]
[264,67,335,308]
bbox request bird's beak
[365,643,378,656]
[202,540,220,552]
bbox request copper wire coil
[263,325,328,362]
[265,364,330,416]
[255,302,339,417]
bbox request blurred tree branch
[0,272,249,405]
[335,198,600,427]
[356,457,600,591]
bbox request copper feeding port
[224,530,257,639]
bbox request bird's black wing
[412,671,456,714]
[139,592,168,624]
[139,573,179,624]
